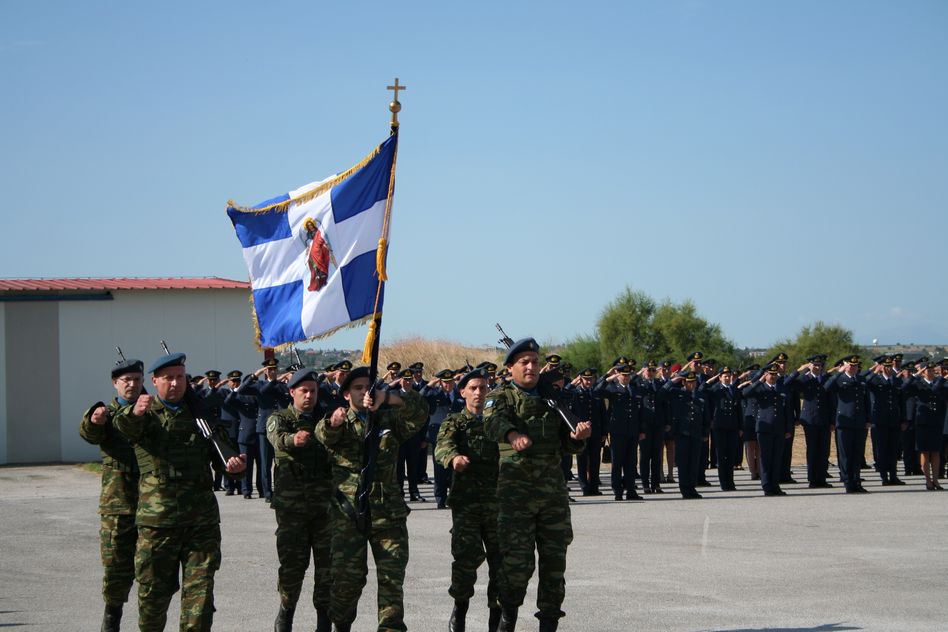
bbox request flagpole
[364,78,406,386]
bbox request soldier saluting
[80,354,144,632]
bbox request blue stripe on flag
[252,280,305,347]
[331,135,396,223]
[228,206,293,248]
[341,250,384,321]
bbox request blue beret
[112,359,144,379]
[340,366,371,392]
[149,352,186,374]
[288,369,319,389]
[504,338,540,366]
[457,368,489,390]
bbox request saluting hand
[293,430,311,447]
[452,455,471,472]
[133,394,152,417]
[90,406,109,425]
[330,407,347,428]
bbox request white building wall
[58,288,260,463]
[0,305,7,464]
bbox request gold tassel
[362,318,378,364]
[376,237,389,281]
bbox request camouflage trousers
[496,469,573,619]
[449,501,501,608]
[329,508,408,631]
[275,508,331,610]
[135,524,221,632]
[99,513,137,606]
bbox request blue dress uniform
[225,380,261,498]
[866,363,905,485]
[703,374,742,491]
[662,373,710,499]
[742,369,792,496]
[217,377,242,494]
[242,377,291,502]
[899,363,921,475]
[786,359,833,487]
[568,369,606,496]
[823,359,871,493]
[636,366,666,493]
[901,374,948,452]
[597,367,644,500]
[421,371,458,508]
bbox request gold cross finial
[387,78,406,128]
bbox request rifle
[293,346,305,371]
[495,323,580,433]
[115,346,127,363]
[159,340,240,467]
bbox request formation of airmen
[79,342,948,632]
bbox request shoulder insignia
[267,419,277,433]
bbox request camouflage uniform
[483,382,585,622]
[114,397,239,632]
[314,389,427,632]
[80,399,140,608]
[434,408,501,608]
[266,405,333,612]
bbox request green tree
[761,321,862,369]
[557,334,602,373]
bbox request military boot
[496,606,518,632]
[537,617,559,632]
[448,600,469,632]
[100,604,122,632]
[315,607,331,632]
[332,623,352,632]
[488,607,502,632]
[274,603,295,632]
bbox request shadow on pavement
[701,623,861,632]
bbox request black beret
[288,369,319,389]
[458,368,489,390]
[340,366,370,392]
[504,338,540,366]
[149,353,186,374]
[226,370,243,379]
[262,358,279,368]
[112,358,144,379]
[205,370,221,379]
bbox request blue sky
[2,1,946,350]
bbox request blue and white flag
[227,135,397,349]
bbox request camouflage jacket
[80,398,139,516]
[266,405,333,514]
[114,397,238,527]
[483,382,584,479]
[435,408,499,506]
[315,389,427,527]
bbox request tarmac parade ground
[0,464,944,631]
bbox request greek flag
[227,135,397,349]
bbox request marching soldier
[483,338,591,632]
[113,352,245,631]
[435,368,502,632]
[80,357,144,632]
[268,369,333,632]
[314,366,428,632]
